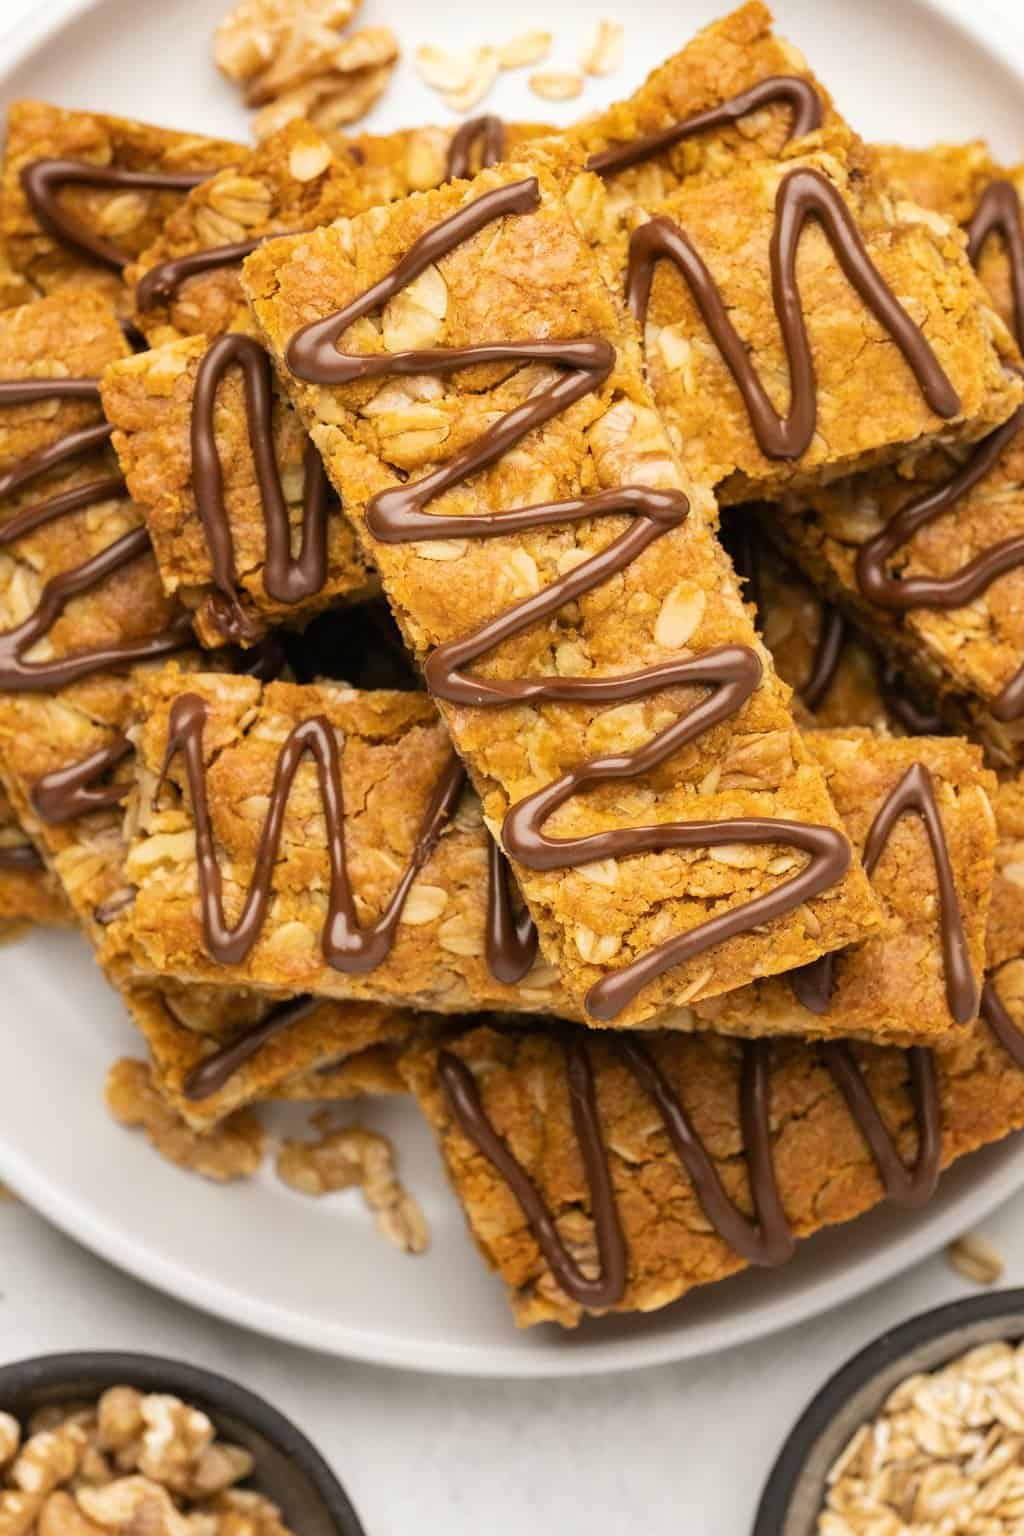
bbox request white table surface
[4,0,1024,1530]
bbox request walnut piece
[277,1120,429,1253]
[105,1059,265,1183]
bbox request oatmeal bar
[127,120,365,348]
[402,1008,1024,1328]
[1,101,242,315]
[623,141,1020,502]
[244,157,880,1026]
[112,668,568,1018]
[765,147,1024,769]
[694,731,995,1044]
[0,785,70,939]
[568,1,849,211]
[123,981,416,1129]
[102,331,378,649]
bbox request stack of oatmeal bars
[5,0,1024,1329]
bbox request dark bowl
[754,1288,1024,1535]
[0,1352,366,1536]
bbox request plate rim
[3,0,1024,1378]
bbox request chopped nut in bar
[695,732,997,1045]
[112,668,571,1018]
[765,145,1024,770]
[402,1007,1024,1328]
[244,156,880,1027]
[102,331,378,649]
[1,102,242,315]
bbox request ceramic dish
[2,0,1024,1378]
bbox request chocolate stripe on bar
[626,168,960,462]
[441,1023,940,1301]
[440,1034,628,1307]
[30,733,132,825]
[792,763,978,1024]
[21,159,209,270]
[154,692,466,970]
[446,115,506,182]
[183,994,320,1101]
[485,836,539,984]
[800,605,847,712]
[285,176,852,1021]
[0,844,45,872]
[136,238,264,311]
[854,180,1024,720]
[0,379,192,690]
[981,976,1024,1067]
[586,75,822,178]
[821,1043,941,1207]
[191,335,330,644]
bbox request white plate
[1,0,1024,1379]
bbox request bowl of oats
[0,1351,366,1535]
[754,1290,1024,1535]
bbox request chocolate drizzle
[183,994,319,1101]
[446,115,505,182]
[626,168,960,461]
[800,605,846,712]
[981,977,1024,1067]
[586,75,823,178]
[21,159,208,270]
[820,1043,941,1207]
[440,1020,940,1304]
[285,175,853,1021]
[439,1034,628,1307]
[853,178,1024,720]
[0,843,44,872]
[155,692,466,970]
[0,378,192,689]
[485,837,538,984]
[30,733,132,824]
[792,763,978,1025]
[191,335,329,643]
[136,238,263,311]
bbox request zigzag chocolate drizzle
[183,993,320,1101]
[0,844,44,872]
[21,159,209,270]
[626,168,960,461]
[855,179,1024,721]
[981,978,1024,1067]
[439,1022,939,1306]
[30,733,132,824]
[586,75,823,178]
[0,379,192,690]
[285,175,853,1021]
[791,762,977,1023]
[446,115,505,182]
[190,334,330,643]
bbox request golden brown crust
[402,1012,1024,1327]
[243,158,881,1025]
[127,120,366,347]
[0,784,70,933]
[1,101,242,315]
[102,335,377,647]
[112,667,571,1017]
[695,731,997,1044]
